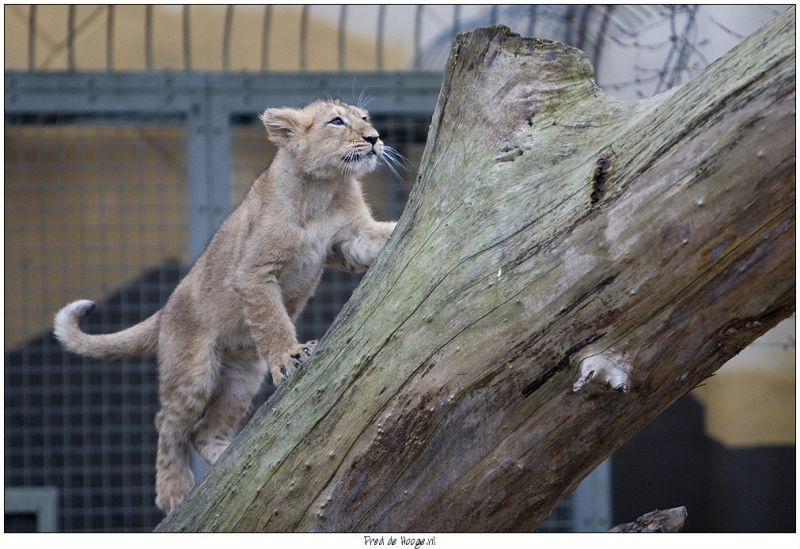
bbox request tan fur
[54,99,396,514]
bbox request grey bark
[158,9,795,532]
[609,507,688,533]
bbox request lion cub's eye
[328,117,346,126]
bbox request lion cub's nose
[363,133,379,145]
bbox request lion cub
[54,99,397,514]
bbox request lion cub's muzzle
[370,139,385,158]
[345,139,383,163]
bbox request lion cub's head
[260,99,384,179]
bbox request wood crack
[590,152,611,204]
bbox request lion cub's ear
[259,107,305,146]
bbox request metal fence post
[185,78,232,481]
[572,458,612,531]
[186,77,231,262]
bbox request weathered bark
[609,507,688,533]
[158,10,795,532]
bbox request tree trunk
[158,10,795,532]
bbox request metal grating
[5,113,188,531]
[537,494,574,532]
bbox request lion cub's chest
[278,217,342,301]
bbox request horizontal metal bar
[5,71,443,92]
[5,71,443,116]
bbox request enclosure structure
[5,4,790,533]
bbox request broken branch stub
[609,507,688,533]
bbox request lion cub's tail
[54,300,160,360]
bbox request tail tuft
[54,300,96,344]
[53,300,159,360]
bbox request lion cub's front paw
[271,340,317,385]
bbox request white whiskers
[380,145,412,183]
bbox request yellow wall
[5,125,188,347]
[692,316,795,447]
[4,5,408,72]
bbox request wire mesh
[537,495,574,532]
[8,4,786,100]
[5,112,188,532]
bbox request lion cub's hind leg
[154,335,218,515]
[191,346,266,464]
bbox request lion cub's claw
[273,340,317,385]
[298,340,317,363]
